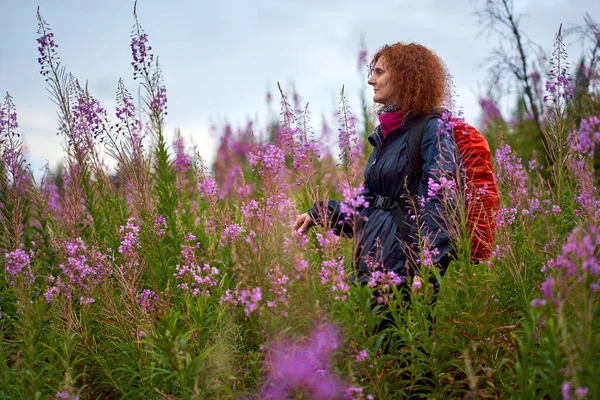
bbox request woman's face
[368,57,393,106]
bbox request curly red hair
[369,43,451,115]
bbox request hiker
[292,42,461,291]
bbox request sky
[0,0,598,176]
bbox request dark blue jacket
[309,113,459,284]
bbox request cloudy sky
[1,0,598,175]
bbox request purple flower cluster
[320,258,349,300]
[426,176,457,201]
[137,289,159,312]
[174,237,219,296]
[198,175,219,205]
[478,97,503,129]
[55,392,80,400]
[4,249,34,286]
[266,266,290,316]
[574,116,600,158]
[150,86,168,115]
[292,141,318,179]
[248,144,286,178]
[41,178,61,215]
[70,86,109,154]
[544,76,574,104]
[115,79,137,126]
[368,270,404,304]
[218,223,244,248]
[561,381,589,400]
[315,230,341,254]
[45,238,109,305]
[36,14,59,77]
[1,94,30,194]
[495,144,528,207]
[174,262,219,297]
[118,218,141,270]
[438,109,466,135]
[357,41,368,74]
[533,223,600,308]
[173,134,191,174]
[0,94,19,136]
[130,30,153,79]
[339,183,369,222]
[152,214,167,237]
[544,27,574,105]
[221,287,263,316]
[262,323,345,400]
[344,386,373,400]
[337,107,361,164]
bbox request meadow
[0,7,599,400]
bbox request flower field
[0,7,599,400]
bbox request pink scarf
[378,111,405,140]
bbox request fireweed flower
[174,263,218,297]
[562,381,571,400]
[339,182,369,223]
[237,287,262,316]
[118,218,141,271]
[115,79,139,135]
[266,266,289,316]
[575,387,588,399]
[130,20,167,117]
[248,144,286,179]
[45,238,109,304]
[218,223,244,248]
[173,133,191,188]
[36,12,59,77]
[152,214,167,236]
[544,27,574,105]
[344,386,367,400]
[1,94,30,195]
[337,101,362,165]
[71,84,109,145]
[137,289,159,312]
[427,176,457,201]
[495,144,528,207]
[574,116,600,158]
[532,223,600,307]
[315,230,340,254]
[198,175,218,205]
[262,323,345,400]
[355,349,368,363]
[4,249,34,286]
[368,270,404,304]
[320,258,349,300]
[41,177,61,215]
[478,97,503,129]
[294,257,309,280]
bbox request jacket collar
[368,112,423,148]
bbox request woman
[292,42,459,291]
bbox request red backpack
[450,119,499,260]
[401,114,499,261]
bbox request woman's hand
[292,213,315,234]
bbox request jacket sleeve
[418,118,460,279]
[307,201,354,237]
[306,183,375,238]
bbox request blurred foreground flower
[262,323,346,399]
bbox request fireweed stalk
[0,93,32,251]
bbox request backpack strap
[404,112,441,198]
